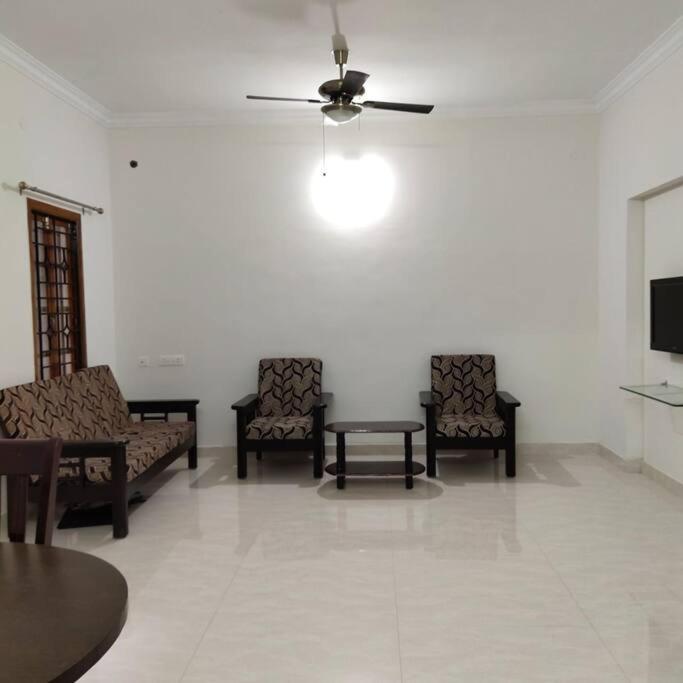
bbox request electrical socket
[137,356,151,368]
[159,354,185,367]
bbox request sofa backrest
[431,354,497,416]
[257,358,322,417]
[0,366,131,440]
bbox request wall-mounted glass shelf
[620,383,683,406]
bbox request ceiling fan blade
[341,70,369,97]
[246,96,324,103]
[362,101,434,114]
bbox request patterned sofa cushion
[257,358,321,417]
[59,421,196,484]
[436,414,506,438]
[0,365,131,440]
[431,355,498,417]
[246,416,313,440]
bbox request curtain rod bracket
[18,181,104,215]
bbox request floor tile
[42,448,683,682]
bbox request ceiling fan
[246,45,434,125]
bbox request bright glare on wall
[310,154,395,229]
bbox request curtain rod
[18,181,104,215]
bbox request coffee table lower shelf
[325,461,426,487]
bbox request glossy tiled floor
[55,448,683,682]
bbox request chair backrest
[0,438,62,545]
[257,358,322,417]
[0,365,131,440]
[431,354,498,416]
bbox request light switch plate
[159,354,185,367]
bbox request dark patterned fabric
[59,422,196,484]
[436,414,506,438]
[257,358,321,417]
[0,366,131,440]
[246,416,313,440]
[431,355,498,417]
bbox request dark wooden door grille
[28,200,87,380]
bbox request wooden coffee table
[324,421,425,490]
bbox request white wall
[0,62,116,389]
[109,115,599,447]
[598,46,683,474]
[642,187,683,481]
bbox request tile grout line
[390,512,406,683]
[176,471,271,682]
[521,520,632,682]
[177,544,252,682]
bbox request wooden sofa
[0,365,198,538]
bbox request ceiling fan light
[321,103,362,125]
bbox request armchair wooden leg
[188,406,198,469]
[426,442,437,478]
[505,443,516,478]
[236,412,248,479]
[237,446,247,479]
[494,449,499,459]
[313,442,323,479]
[188,443,198,470]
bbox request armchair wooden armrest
[231,394,259,412]
[496,391,521,413]
[419,391,436,408]
[313,392,333,410]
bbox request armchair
[420,355,520,478]
[231,358,332,479]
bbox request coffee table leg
[404,432,413,490]
[336,432,346,490]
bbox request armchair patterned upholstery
[231,358,331,479]
[421,355,520,478]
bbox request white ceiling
[0,0,682,118]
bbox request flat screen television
[651,276,683,353]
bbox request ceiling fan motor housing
[318,79,365,103]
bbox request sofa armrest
[62,439,129,455]
[127,399,199,416]
[62,440,128,483]
[419,391,436,408]
[313,392,333,410]
[231,394,258,411]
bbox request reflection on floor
[52,448,683,682]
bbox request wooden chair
[420,355,520,478]
[231,358,332,479]
[0,438,62,545]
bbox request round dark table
[0,542,128,682]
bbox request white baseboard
[596,444,643,473]
[641,462,683,496]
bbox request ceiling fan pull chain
[322,113,327,177]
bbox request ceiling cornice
[1,16,682,129]
[0,33,109,125]
[595,15,683,112]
